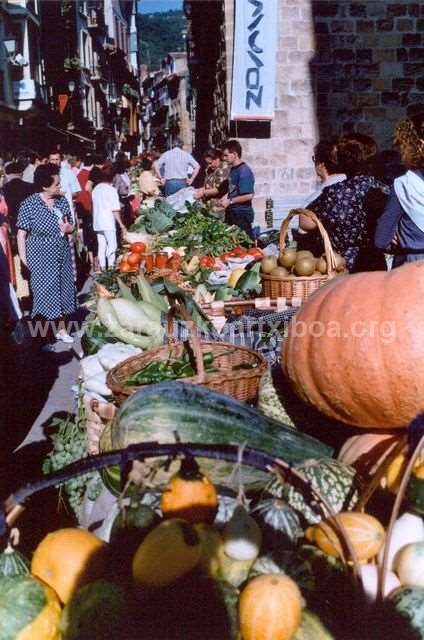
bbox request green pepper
[202,352,214,366]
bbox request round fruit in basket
[270,266,289,277]
[260,256,278,273]
[127,252,142,267]
[279,248,297,269]
[294,256,315,277]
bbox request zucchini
[100,382,333,494]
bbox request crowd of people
[0,138,255,349]
[2,112,424,350]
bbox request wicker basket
[261,208,339,301]
[83,394,117,455]
[106,305,268,405]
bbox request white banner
[231,0,278,121]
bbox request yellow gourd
[132,518,202,589]
[228,268,245,288]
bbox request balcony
[87,7,105,31]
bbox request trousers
[96,229,117,269]
[164,179,187,196]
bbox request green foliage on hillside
[138,10,186,70]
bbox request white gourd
[395,542,424,587]
[360,564,400,601]
[378,512,424,571]
[223,504,262,561]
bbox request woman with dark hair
[194,148,228,218]
[16,163,77,346]
[375,114,424,266]
[300,137,389,272]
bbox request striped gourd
[0,545,30,578]
[266,458,359,524]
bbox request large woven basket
[106,305,268,405]
[261,208,339,301]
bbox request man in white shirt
[154,138,200,196]
[92,166,125,270]
[48,151,81,214]
[22,152,41,184]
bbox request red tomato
[200,256,216,269]
[131,242,146,253]
[119,261,133,273]
[220,252,231,262]
[233,246,246,257]
[127,252,142,266]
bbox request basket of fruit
[261,208,346,301]
[106,305,268,405]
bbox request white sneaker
[55,331,74,344]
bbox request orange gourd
[160,458,218,524]
[31,528,106,603]
[239,574,302,640]
[305,512,385,562]
[282,262,424,428]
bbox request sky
[138,0,183,13]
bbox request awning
[47,124,96,147]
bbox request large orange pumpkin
[31,528,106,603]
[282,262,424,428]
[239,574,302,640]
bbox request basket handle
[166,304,206,384]
[279,208,338,275]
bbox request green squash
[100,382,333,496]
[294,609,335,639]
[389,586,424,639]
[0,544,30,577]
[60,579,130,640]
[408,470,424,515]
[0,575,61,639]
[267,458,359,524]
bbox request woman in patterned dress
[300,138,390,272]
[16,163,77,345]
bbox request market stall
[2,200,424,640]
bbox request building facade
[0,0,48,153]
[185,0,424,226]
[0,0,142,157]
[141,51,192,152]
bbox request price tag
[291,297,302,308]
[255,297,272,310]
[210,301,225,316]
[276,297,287,311]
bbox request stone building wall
[218,0,424,227]
[223,0,319,227]
[311,1,424,146]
